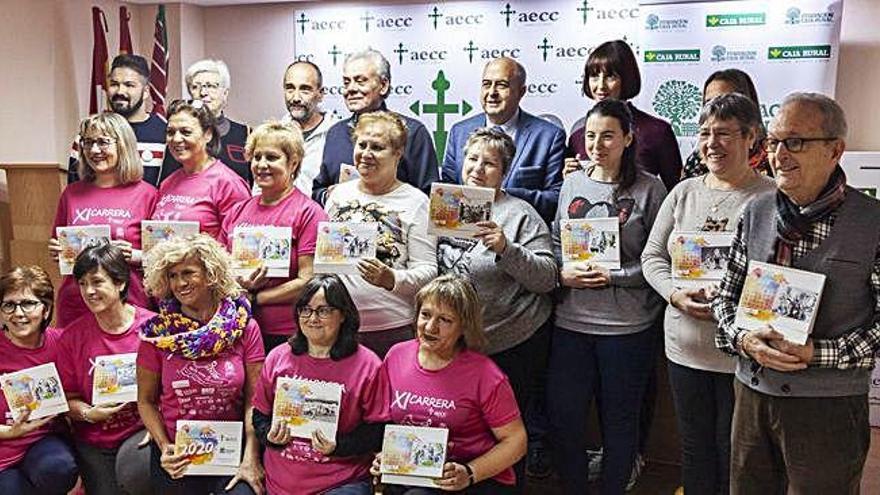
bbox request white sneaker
[625,454,646,492]
[586,448,603,483]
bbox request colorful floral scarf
[140,296,250,360]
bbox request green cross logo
[409,71,474,164]
[361,12,374,32]
[500,3,516,27]
[707,15,720,26]
[429,6,443,29]
[538,37,553,62]
[394,43,410,65]
[577,0,593,24]
[328,45,342,66]
[645,51,657,61]
[296,13,309,35]
[769,48,782,59]
[464,41,479,63]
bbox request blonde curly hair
[143,234,241,302]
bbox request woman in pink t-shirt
[221,122,328,352]
[252,274,389,495]
[57,242,155,495]
[152,99,250,239]
[372,275,527,494]
[137,234,264,495]
[0,266,78,494]
[49,112,159,326]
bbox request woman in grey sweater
[642,93,774,495]
[437,127,557,488]
[548,99,666,495]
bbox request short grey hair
[699,92,762,135]
[185,59,231,92]
[344,48,391,86]
[463,127,517,176]
[780,92,848,139]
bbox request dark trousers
[261,333,291,354]
[150,443,256,495]
[667,361,734,495]
[0,434,78,495]
[359,325,414,359]
[490,319,552,491]
[382,479,517,495]
[547,327,656,495]
[731,379,870,495]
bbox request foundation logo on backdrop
[768,45,832,61]
[653,80,701,137]
[536,37,592,62]
[427,5,485,29]
[576,1,639,24]
[463,41,521,64]
[359,11,413,32]
[644,49,700,63]
[409,71,473,164]
[393,43,448,65]
[785,7,835,25]
[705,13,765,28]
[644,13,688,31]
[499,3,560,27]
[711,45,758,63]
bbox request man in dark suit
[312,49,438,205]
[442,57,565,224]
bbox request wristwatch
[462,463,475,487]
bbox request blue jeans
[667,360,734,495]
[547,326,656,495]
[0,434,78,494]
[324,478,372,494]
[149,443,256,495]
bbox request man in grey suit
[442,57,565,224]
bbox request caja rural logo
[652,80,701,138]
[768,45,832,60]
[705,12,765,28]
[643,49,700,63]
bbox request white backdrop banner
[293,0,842,163]
[638,0,843,160]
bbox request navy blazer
[441,110,565,224]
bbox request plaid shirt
[714,211,880,369]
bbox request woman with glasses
[252,274,388,495]
[681,69,772,179]
[150,99,250,240]
[221,122,327,352]
[642,93,774,495]
[49,112,158,326]
[56,242,156,495]
[137,234,264,494]
[0,266,78,494]
[564,40,682,191]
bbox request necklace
[709,190,737,213]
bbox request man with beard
[311,49,438,205]
[280,61,338,197]
[159,59,252,186]
[67,54,169,186]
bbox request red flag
[119,6,133,54]
[89,6,109,114]
[149,5,169,119]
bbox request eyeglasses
[764,137,837,153]
[190,82,222,93]
[0,300,43,315]
[698,128,743,143]
[80,137,117,151]
[297,305,337,320]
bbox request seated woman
[252,274,388,495]
[0,266,78,494]
[437,127,556,484]
[150,99,250,239]
[325,111,437,357]
[373,275,527,494]
[221,121,327,352]
[57,242,156,495]
[49,112,158,326]
[137,234,264,495]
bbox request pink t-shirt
[152,159,250,239]
[0,328,64,471]
[57,305,155,449]
[136,318,264,439]
[220,189,327,336]
[379,340,520,486]
[252,344,389,495]
[52,180,158,327]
